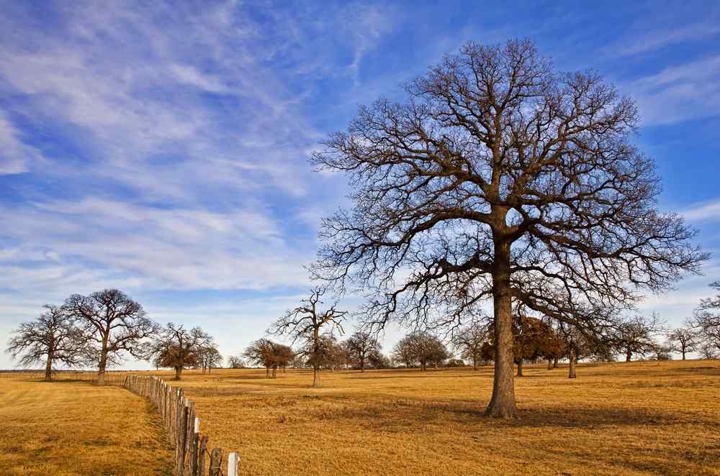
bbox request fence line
[124,375,239,476]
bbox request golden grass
[0,376,173,475]
[169,360,720,476]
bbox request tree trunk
[516,359,524,377]
[625,350,632,362]
[272,365,277,378]
[681,349,686,361]
[44,352,53,381]
[175,366,183,380]
[420,360,426,371]
[312,364,320,388]
[98,342,108,385]
[547,359,553,370]
[360,358,365,372]
[553,356,559,369]
[485,242,518,418]
[473,357,478,371]
[266,366,270,378]
[568,350,577,379]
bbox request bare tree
[698,342,718,360]
[452,321,488,370]
[693,282,720,353]
[310,39,705,418]
[666,327,698,360]
[615,314,664,362]
[146,323,214,380]
[270,287,346,387]
[65,289,156,384]
[345,332,382,372]
[227,355,246,369]
[198,344,222,373]
[6,305,88,381]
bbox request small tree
[227,355,246,369]
[270,287,346,387]
[393,332,449,371]
[615,314,664,362]
[244,339,293,378]
[693,282,720,353]
[452,321,488,370]
[368,349,391,369]
[198,345,222,373]
[6,305,88,381]
[698,342,718,360]
[147,323,214,380]
[666,327,698,360]
[345,332,382,372]
[65,289,156,384]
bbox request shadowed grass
[0,377,173,475]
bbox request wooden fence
[124,375,239,476]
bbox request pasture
[174,360,720,475]
[1,361,719,475]
[0,374,172,475]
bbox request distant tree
[698,342,718,360]
[146,323,214,380]
[615,314,664,362]
[693,282,720,353]
[227,355,246,369]
[65,289,156,384]
[452,321,488,370]
[345,332,382,372]
[367,349,391,369]
[306,335,347,371]
[666,327,698,360]
[198,345,222,373]
[270,287,346,387]
[6,305,88,381]
[310,38,706,418]
[446,358,467,367]
[244,339,293,378]
[393,332,449,371]
[651,345,673,361]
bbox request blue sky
[1,0,719,368]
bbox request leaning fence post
[228,452,239,476]
[209,448,223,476]
[198,435,208,475]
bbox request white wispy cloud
[0,109,44,175]
[610,22,720,57]
[683,199,720,222]
[625,55,720,126]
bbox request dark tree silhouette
[146,323,215,380]
[666,327,698,360]
[311,39,705,417]
[65,289,156,384]
[345,332,382,372]
[270,287,346,387]
[227,355,246,369]
[6,305,88,381]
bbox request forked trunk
[175,366,183,380]
[485,243,518,418]
[44,352,53,381]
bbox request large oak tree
[311,39,705,417]
[65,289,156,384]
[6,305,88,381]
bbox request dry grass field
[1,361,719,475]
[0,374,173,475]
[172,360,720,476]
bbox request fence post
[228,452,239,476]
[209,448,223,476]
[198,435,208,475]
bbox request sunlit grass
[172,360,720,475]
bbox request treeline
[6,289,221,382]
[6,284,720,384]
